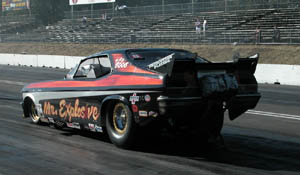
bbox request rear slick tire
[106,102,137,149]
[207,107,225,149]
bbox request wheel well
[23,97,34,118]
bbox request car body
[21,48,260,148]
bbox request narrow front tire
[28,100,40,124]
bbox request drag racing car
[21,48,261,149]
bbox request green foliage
[30,0,69,25]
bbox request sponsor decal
[88,123,95,132]
[95,125,103,132]
[129,93,139,104]
[48,117,55,123]
[66,122,72,127]
[149,111,158,118]
[115,57,129,69]
[144,94,151,102]
[111,53,158,75]
[2,0,29,11]
[139,111,148,117]
[148,53,174,69]
[66,122,81,129]
[43,99,100,122]
[131,104,138,113]
[130,53,143,59]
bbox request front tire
[106,102,137,149]
[28,100,40,124]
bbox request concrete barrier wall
[65,56,83,69]
[0,54,84,69]
[0,54,38,66]
[255,64,300,86]
[0,53,299,86]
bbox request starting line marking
[246,110,300,121]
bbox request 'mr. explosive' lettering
[43,99,100,122]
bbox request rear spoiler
[233,53,259,74]
[194,53,259,74]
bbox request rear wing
[233,53,259,74]
[194,53,259,75]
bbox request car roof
[86,48,190,59]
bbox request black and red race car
[21,48,260,149]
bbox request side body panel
[22,50,164,130]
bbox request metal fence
[0,14,36,23]
[64,0,300,19]
[1,29,299,45]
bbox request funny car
[21,48,260,149]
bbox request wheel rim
[30,102,40,122]
[112,103,128,135]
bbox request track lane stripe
[246,110,300,121]
[0,80,26,86]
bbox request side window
[99,56,112,76]
[74,56,111,79]
[74,58,100,78]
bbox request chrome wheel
[106,102,136,149]
[113,103,128,135]
[29,101,40,123]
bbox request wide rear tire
[206,105,225,149]
[106,102,137,149]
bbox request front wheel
[28,100,40,124]
[106,102,137,149]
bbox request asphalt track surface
[0,65,300,175]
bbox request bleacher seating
[213,8,300,43]
[45,14,177,43]
[3,7,300,44]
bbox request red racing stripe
[26,74,163,89]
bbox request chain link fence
[64,0,300,19]
[1,0,300,45]
[1,28,299,45]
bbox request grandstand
[1,1,300,44]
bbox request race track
[0,65,300,175]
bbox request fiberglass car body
[21,48,260,149]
